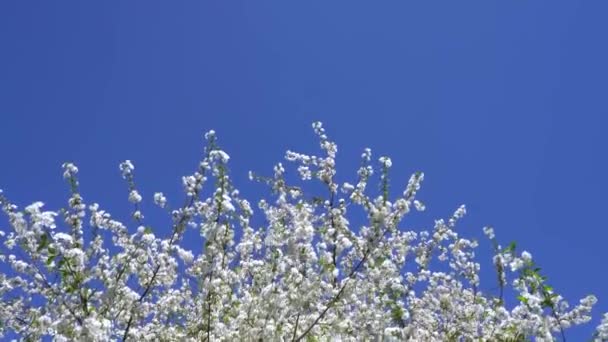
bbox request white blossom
[62,162,79,179]
[153,192,167,208]
[54,232,73,244]
[176,247,194,264]
[379,156,392,168]
[483,226,495,239]
[204,129,216,140]
[210,150,230,163]
[119,160,135,179]
[595,313,608,341]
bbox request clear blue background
[1,1,607,339]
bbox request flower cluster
[0,123,605,341]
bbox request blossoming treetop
[1,122,606,341]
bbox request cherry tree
[1,122,606,341]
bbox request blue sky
[1,1,607,339]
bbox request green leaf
[504,242,516,253]
[46,254,57,266]
[306,336,319,342]
[37,234,49,252]
[391,306,404,322]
